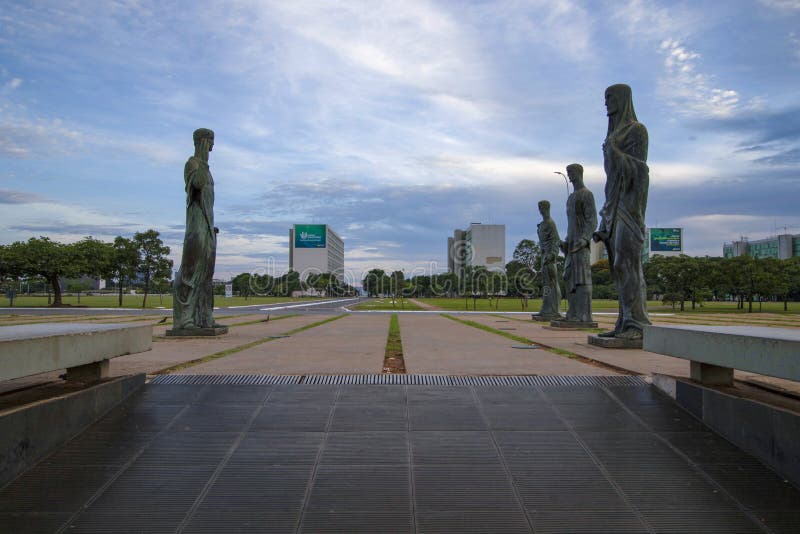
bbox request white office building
[448,223,506,273]
[289,224,344,281]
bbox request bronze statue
[170,128,226,335]
[593,84,651,339]
[559,164,597,325]
[536,200,562,320]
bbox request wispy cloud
[658,39,742,118]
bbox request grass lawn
[414,297,800,314]
[352,298,422,311]
[1,294,325,309]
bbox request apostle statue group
[535,83,651,344]
[167,83,650,342]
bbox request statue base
[166,326,229,337]
[587,334,642,349]
[549,320,598,329]
[532,314,562,322]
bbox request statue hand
[214,227,219,234]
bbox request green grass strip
[383,314,406,373]
[441,314,637,375]
[154,313,347,374]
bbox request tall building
[447,223,505,273]
[723,233,800,259]
[590,227,683,264]
[289,224,344,281]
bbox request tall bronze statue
[593,84,651,340]
[169,128,227,336]
[535,200,562,320]
[558,163,597,326]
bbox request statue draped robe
[598,116,651,334]
[563,186,597,323]
[173,156,217,329]
[537,216,562,318]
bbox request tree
[110,236,139,306]
[133,230,172,309]
[232,272,254,299]
[389,270,405,308]
[4,237,81,306]
[363,268,389,297]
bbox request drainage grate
[149,374,301,385]
[149,374,648,387]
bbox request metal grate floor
[2,380,798,533]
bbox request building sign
[650,228,682,252]
[225,284,233,298]
[295,224,327,248]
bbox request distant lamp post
[554,171,570,199]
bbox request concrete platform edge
[652,373,800,489]
[0,373,145,488]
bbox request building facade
[723,233,800,259]
[447,223,505,273]
[289,224,345,281]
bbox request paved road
[0,297,365,318]
[2,378,798,533]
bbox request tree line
[0,230,172,307]
[360,239,800,313]
[229,271,358,298]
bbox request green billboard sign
[295,224,327,248]
[650,228,682,252]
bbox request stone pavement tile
[400,314,618,375]
[470,314,689,376]
[110,314,322,376]
[178,314,388,375]
[473,314,800,395]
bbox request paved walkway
[3,379,798,533]
[464,314,800,396]
[177,315,389,375]
[400,315,616,376]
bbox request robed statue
[536,200,562,320]
[169,128,227,335]
[558,163,597,325]
[593,84,651,340]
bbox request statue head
[193,128,215,158]
[566,163,584,187]
[605,84,638,135]
[538,200,550,218]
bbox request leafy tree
[3,237,81,306]
[512,239,540,272]
[363,268,389,297]
[389,270,405,308]
[133,230,173,309]
[110,236,140,306]
[232,272,254,299]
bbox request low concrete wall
[0,373,145,487]
[644,325,800,382]
[0,323,152,381]
[653,374,800,488]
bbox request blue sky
[1,0,799,283]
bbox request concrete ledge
[652,374,800,488]
[644,325,800,382]
[549,320,598,329]
[0,373,145,487]
[0,323,152,382]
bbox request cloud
[3,78,22,91]
[0,189,48,204]
[658,39,741,118]
[758,0,800,10]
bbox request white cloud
[658,39,741,118]
[790,32,800,60]
[758,0,800,11]
[3,78,22,91]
